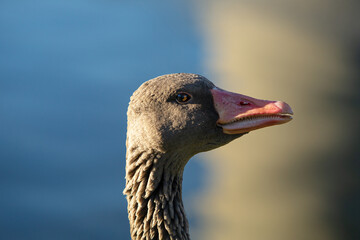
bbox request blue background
[0,1,206,239]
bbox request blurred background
[0,0,359,240]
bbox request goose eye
[176,93,191,103]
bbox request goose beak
[211,87,293,134]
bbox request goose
[124,73,293,240]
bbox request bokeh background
[1,1,359,240]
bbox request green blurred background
[195,1,360,240]
[1,0,359,239]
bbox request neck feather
[124,146,190,240]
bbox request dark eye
[175,92,191,103]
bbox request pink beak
[211,88,293,134]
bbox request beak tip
[274,101,293,115]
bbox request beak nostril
[239,101,250,106]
